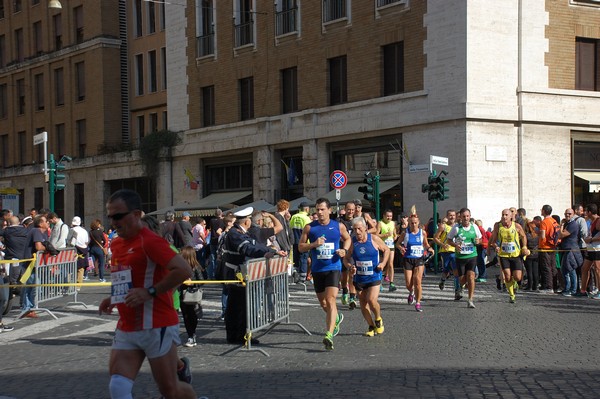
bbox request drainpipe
[517,0,524,208]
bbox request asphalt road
[1,267,599,399]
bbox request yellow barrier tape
[18,254,37,284]
[243,332,252,348]
[0,257,35,264]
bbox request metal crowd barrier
[17,249,86,320]
[239,255,311,356]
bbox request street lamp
[48,0,62,9]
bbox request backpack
[214,230,229,280]
[549,220,561,247]
[160,221,176,245]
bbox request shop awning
[574,171,600,192]
[266,196,315,212]
[323,180,400,204]
[147,190,252,218]
[574,171,600,184]
[229,199,275,213]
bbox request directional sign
[430,155,449,166]
[330,170,348,189]
[409,163,430,173]
[33,131,47,146]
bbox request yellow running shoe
[364,325,376,337]
[507,278,515,298]
[375,317,384,335]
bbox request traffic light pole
[432,195,439,273]
[48,153,56,212]
[374,171,380,221]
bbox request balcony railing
[275,7,298,36]
[376,0,404,7]
[323,0,346,23]
[196,32,215,57]
[234,20,254,47]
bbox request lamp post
[48,0,62,9]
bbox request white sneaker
[467,300,476,309]
[183,337,196,347]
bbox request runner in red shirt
[99,189,196,399]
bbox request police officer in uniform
[222,206,287,345]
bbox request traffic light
[421,173,439,201]
[54,162,66,191]
[436,170,449,201]
[47,153,71,212]
[422,170,449,202]
[358,171,376,201]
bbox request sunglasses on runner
[107,211,132,221]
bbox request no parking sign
[330,170,347,201]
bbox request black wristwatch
[147,286,157,297]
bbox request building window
[34,73,44,111]
[383,41,404,96]
[149,113,158,133]
[35,127,44,163]
[16,79,25,115]
[0,1,4,19]
[162,110,168,130]
[148,50,157,93]
[75,61,85,101]
[1,134,8,168]
[134,0,143,37]
[323,0,347,23]
[34,187,43,211]
[281,67,298,114]
[376,0,404,7]
[147,0,156,34]
[33,21,43,55]
[108,178,156,214]
[13,0,21,13]
[201,85,215,127]
[275,0,298,36]
[196,0,215,57]
[55,123,65,157]
[135,54,144,95]
[328,55,347,105]
[239,77,254,121]
[205,161,253,193]
[53,14,62,50]
[32,0,40,5]
[54,67,64,106]
[0,35,5,67]
[74,183,84,220]
[234,0,254,47]
[15,28,24,62]
[160,47,167,90]
[0,84,7,119]
[74,5,84,44]
[137,115,145,140]
[17,131,25,165]
[159,0,165,30]
[576,37,599,91]
[76,119,86,158]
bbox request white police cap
[233,206,253,218]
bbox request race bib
[501,242,516,253]
[460,243,475,255]
[409,245,424,257]
[355,260,373,275]
[384,238,395,248]
[316,242,335,260]
[111,269,132,305]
